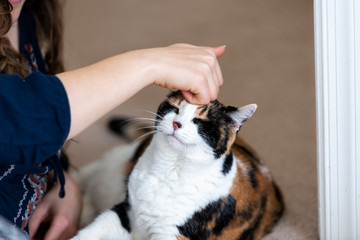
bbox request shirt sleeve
[0,72,71,166]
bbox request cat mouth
[167,133,183,144]
[166,133,194,147]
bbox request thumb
[212,45,226,58]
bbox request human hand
[135,43,226,105]
[28,172,82,240]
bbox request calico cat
[71,91,284,240]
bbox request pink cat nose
[173,121,182,130]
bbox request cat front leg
[70,210,131,240]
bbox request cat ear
[227,104,257,129]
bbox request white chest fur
[127,134,237,240]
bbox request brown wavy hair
[0,0,64,78]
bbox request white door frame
[314,0,360,239]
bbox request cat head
[155,91,257,158]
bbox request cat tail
[108,116,151,142]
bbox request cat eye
[157,101,179,120]
[171,105,180,114]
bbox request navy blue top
[0,5,71,234]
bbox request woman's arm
[58,44,225,140]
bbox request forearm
[58,50,152,140]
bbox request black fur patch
[273,183,283,204]
[222,153,234,175]
[234,145,263,166]
[213,195,237,235]
[112,200,131,233]
[178,194,237,239]
[224,105,238,113]
[238,195,267,240]
[193,108,233,159]
[247,165,258,190]
[234,148,259,190]
[129,135,152,163]
[167,90,184,99]
[214,131,230,159]
[238,204,253,221]
[193,118,221,158]
[177,201,219,239]
[156,101,179,124]
[108,117,132,140]
[233,143,261,190]
[192,100,236,158]
[272,184,285,220]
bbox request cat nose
[173,121,182,130]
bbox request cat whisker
[117,117,160,129]
[131,130,157,143]
[126,117,159,123]
[153,125,166,133]
[128,126,157,133]
[136,109,164,120]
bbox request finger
[202,55,220,101]
[181,90,194,103]
[208,78,219,101]
[28,203,50,238]
[182,88,207,105]
[195,70,214,105]
[212,45,226,58]
[190,87,211,105]
[44,215,70,240]
[182,87,208,105]
[207,67,219,101]
[209,46,224,86]
[214,58,224,86]
[191,94,209,105]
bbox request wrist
[125,48,163,87]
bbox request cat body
[72,91,284,240]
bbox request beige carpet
[63,0,317,239]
